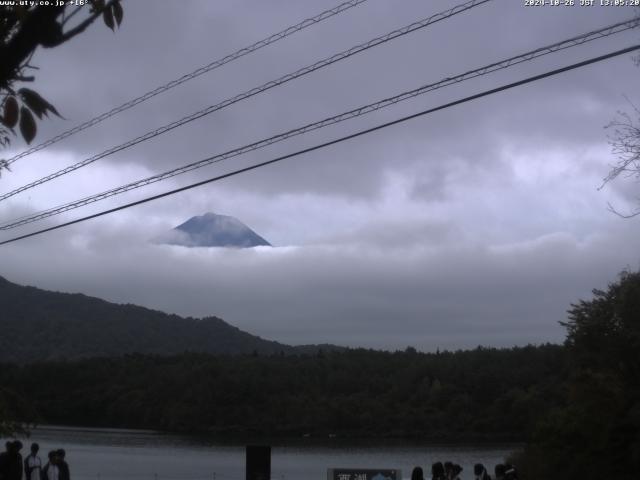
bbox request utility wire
[1,44,638,247]
[1,17,637,231]
[3,0,371,166]
[0,0,492,202]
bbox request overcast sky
[1,0,639,350]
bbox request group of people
[411,461,518,480]
[2,441,518,480]
[0,441,70,480]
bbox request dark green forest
[515,270,640,479]
[0,344,566,441]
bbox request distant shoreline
[20,425,525,449]
[30,424,161,435]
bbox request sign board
[327,468,401,480]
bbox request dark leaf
[90,0,105,13]
[2,96,19,128]
[112,1,123,27]
[18,88,61,119]
[19,107,36,144]
[103,7,115,31]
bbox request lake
[6,426,517,480]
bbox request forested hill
[0,276,328,362]
[0,346,567,440]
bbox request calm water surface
[7,426,517,480]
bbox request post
[246,445,271,480]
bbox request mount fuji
[158,213,271,248]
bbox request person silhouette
[24,443,42,480]
[56,450,70,480]
[411,466,425,480]
[474,463,491,480]
[431,462,445,480]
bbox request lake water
[6,426,518,480]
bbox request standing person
[23,443,41,480]
[451,465,463,480]
[503,464,518,480]
[431,462,445,480]
[411,466,425,480]
[1,441,23,480]
[473,463,491,480]
[443,462,453,480]
[56,450,69,480]
[494,464,506,480]
[41,451,59,480]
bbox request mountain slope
[0,276,297,363]
[159,213,271,248]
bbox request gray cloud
[1,206,639,351]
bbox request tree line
[0,344,566,441]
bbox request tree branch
[0,6,63,88]
[0,1,116,87]
[58,0,116,44]
[61,5,83,27]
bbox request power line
[1,44,637,247]
[0,0,492,202]
[2,16,637,231]
[3,0,371,166]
